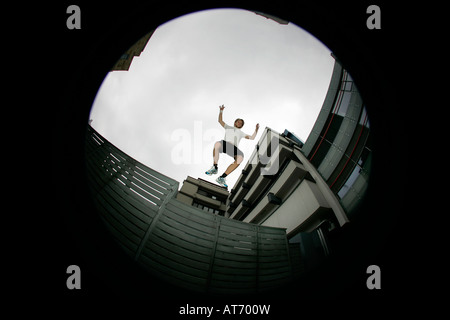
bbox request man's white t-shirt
[223,123,248,147]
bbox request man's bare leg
[206,142,222,176]
[213,141,221,165]
[224,155,244,175]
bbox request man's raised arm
[218,105,225,127]
[246,123,260,140]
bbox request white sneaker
[216,176,228,188]
[205,166,218,175]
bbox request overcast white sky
[89,8,335,190]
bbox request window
[336,91,352,116]
[197,189,218,200]
[337,164,361,199]
[193,200,220,215]
[344,81,353,91]
[359,107,370,128]
[337,148,371,200]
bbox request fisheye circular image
[85,8,372,295]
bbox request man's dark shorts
[218,140,244,158]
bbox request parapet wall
[85,125,296,294]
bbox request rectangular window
[359,107,370,128]
[336,91,352,116]
[337,164,361,199]
[344,81,353,91]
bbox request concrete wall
[262,179,333,234]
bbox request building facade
[110,30,154,71]
[226,57,372,270]
[176,176,229,216]
[301,59,371,217]
[227,127,348,233]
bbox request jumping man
[205,105,259,188]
